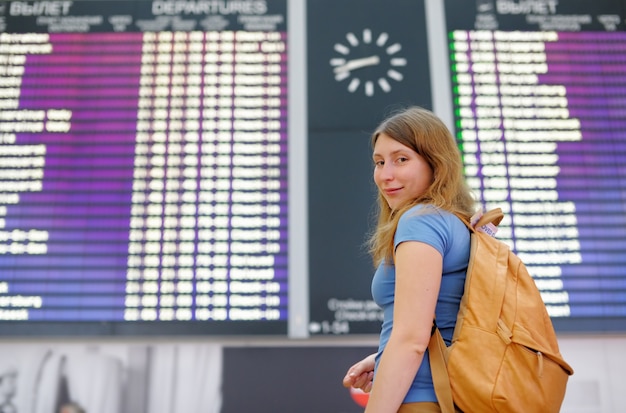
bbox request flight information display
[0,0,288,335]
[445,0,626,331]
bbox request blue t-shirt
[371,205,470,403]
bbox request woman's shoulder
[398,205,467,233]
[399,204,451,222]
[395,205,469,253]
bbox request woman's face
[373,133,434,210]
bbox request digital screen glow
[446,0,626,331]
[0,0,289,335]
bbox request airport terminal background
[0,0,625,411]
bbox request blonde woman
[343,107,475,413]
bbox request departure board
[445,0,626,331]
[0,0,288,335]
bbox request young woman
[342,106,475,413]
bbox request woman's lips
[384,187,402,195]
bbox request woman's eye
[374,160,384,167]
[397,157,408,163]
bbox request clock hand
[334,55,380,74]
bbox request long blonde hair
[368,106,476,265]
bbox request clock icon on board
[330,28,407,97]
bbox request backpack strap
[429,326,456,413]
[455,208,503,233]
[474,208,504,228]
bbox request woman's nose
[378,164,394,180]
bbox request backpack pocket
[492,343,570,413]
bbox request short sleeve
[394,205,450,256]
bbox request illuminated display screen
[0,0,288,335]
[446,0,626,331]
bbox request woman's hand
[342,353,377,393]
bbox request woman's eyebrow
[373,149,409,158]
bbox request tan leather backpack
[429,208,574,413]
